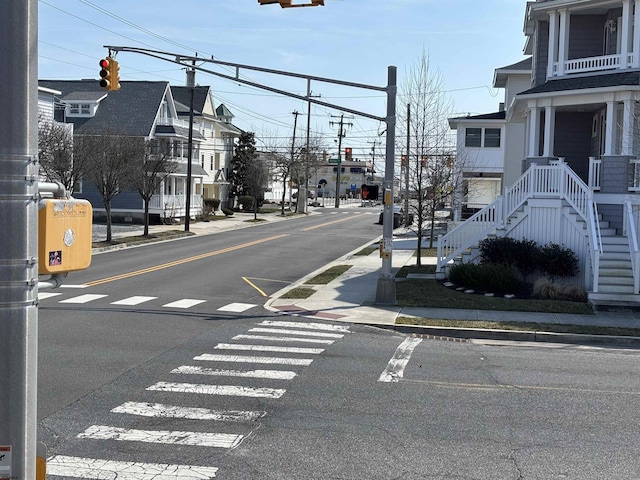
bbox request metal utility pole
[404,103,411,227]
[184,64,195,232]
[290,110,299,210]
[0,1,39,478]
[329,114,352,208]
[297,84,321,214]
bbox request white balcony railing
[554,53,628,76]
[630,158,640,192]
[589,157,601,191]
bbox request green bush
[238,195,254,212]
[479,237,538,276]
[221,208,234,216]
[448,263,524,295]
[538,243,579,280]
[204,198,220,213]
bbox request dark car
[378,205,414,228]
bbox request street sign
[350,184,357,191]
[328,158,340,163]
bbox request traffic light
[99,56,121,91]
[345,147,353,162]
[401,155,407,167]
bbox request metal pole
[334,114,344,208]
[0,1,39,478]
[376,66,397,304]
[404,103,410,227]
[184,65,195,232]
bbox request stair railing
[588,201,603,292]
[438,161,600,280]
[624,202,640,293]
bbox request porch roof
[173,163,208,176]
[518,71,640,97]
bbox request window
[81,104,91,115]
[484,128,501,148]
[465,128,482,147]
[69,104,80,115]
[201,154,205,168]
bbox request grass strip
[280,287,316,299]
[396,317,640,337]
[92,230,191,248]
[396,278,594,314]
[304,265,352,285]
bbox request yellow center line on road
[301,214,362,232]
[85,234,289,287]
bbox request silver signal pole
[0,0,39,478]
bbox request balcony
[555,53,634,76]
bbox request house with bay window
[38,79,223,223]
[439,0,640,304]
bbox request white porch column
[547,11,558,78]
[623,98,635,155]
[621,0,632,68]
[528,106,540,158]
[634,0,640,67]
[604,100,616,156]
[543,106,556,157]
[557,10,570,76]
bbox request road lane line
[259,320,351,332]
[241,276,268,297]
[46,455,219,479]
[193,353,313,366]
[171,365,297,380]
[378,337,423,383]
[249,327,344,338]
[77,425,243,448]
[301,214,361,231]
[233,334,335,345]
[214,343,324,354]
[85,234,289,286]
[111,401,266,422]
[147,381,286,398]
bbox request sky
[38,0,530,161]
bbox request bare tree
[244,154,270,220]
[38,113,85,191]
[74,134,142,242]
[398,49,459,264]
[127,138,177,236]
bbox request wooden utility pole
[290,110,299,211]
[329,114,352,207]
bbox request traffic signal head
[99,57,121,91]
[345,147,353,161]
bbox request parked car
[378,205,414,228]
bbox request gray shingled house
[439,0,640,305]
[39,79,209,224]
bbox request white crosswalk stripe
[78,425,243,448]
[163,299,206,308]
[194,353,313,365]
[46,455,219,479]
[59,294,108,304]
[37,292,62,300]
[112,401,266,422]
[111,296,158,305]
[249,327,344,338]
[214,343,324,354]
[259,320,351,332]
[148,381,286,399]
[171,365,297,380]
[217,302,256,312]
[233,334,335,344]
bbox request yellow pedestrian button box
[38,198,92,274]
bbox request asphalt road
[36,208,640,479]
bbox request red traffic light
[99,58,109,69]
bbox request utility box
[38,198,92,275]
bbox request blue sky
[38,0,529,158]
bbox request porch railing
[556,53,621,76]
[630,158,640,191]
[588,157,601,191]
[437,161,600,276]
[624,202,640,293]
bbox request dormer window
[67,102,96,117]
[61,91,107,118]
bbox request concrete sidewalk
[98,207,640,346]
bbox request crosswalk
[38,289,257,314]
[46,319,351,479]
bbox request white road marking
[378,337,423,383]
[147,381,286,398]
[249,327,344,338]
[171,365,297,380]
[46,455,219,479]
[217,302,256,312]
[111,401,266,422]
[163,299,206,308]
[214,343,324,354]
[233,334,335,345]
[37,292,62,300]
[77,425,242,448]
[59,294,108,304]
[59,284,89,289]
[259,320,350,332]
[111,296,158,305]
[194,353,313,366]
